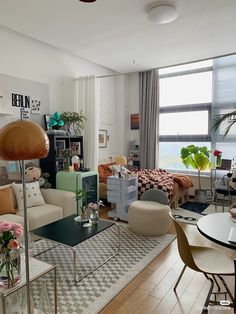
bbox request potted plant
[212,110,236,137]
[74,188,87,218]
[60,110,86,135]
[180,145,213,203]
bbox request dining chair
[214,172,236,211]
[170,213,235,312]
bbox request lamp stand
[22,159,31,314]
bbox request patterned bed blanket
[134,169,174,200]
[133,169,193,201]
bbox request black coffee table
[33,214,120,282]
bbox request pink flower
[11,223,23,237]
[7,239,19,250]
[0,222,13,233]
[14,227,23,238]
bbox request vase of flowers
[213,149,222,168]
[87,201,104,225]
[0,221,23,288]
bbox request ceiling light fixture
[79,0,96,2]
[147,4,178,24]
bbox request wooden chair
[170,213,234,312]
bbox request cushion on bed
[98,163,115,183]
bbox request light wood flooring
[99,207,236,314]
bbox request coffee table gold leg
[73,248,77,282]
[2,297,6,314]
[54,267,57,314]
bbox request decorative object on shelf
[99,129,108,148]
[61,148,73,171]
[38,278,52,314]
[49,112,64,130]
[60,110,86,135]
[213,149,223,168]
[0,221,23,288]
[181,145,213,204]
[0,113,49,314]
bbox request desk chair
[170,213,234,312]
[215,173,236,211]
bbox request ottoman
[128,200,171,236]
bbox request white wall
[0,25,114,129]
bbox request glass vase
[216,155,222,168]
[38,278,52,314]
[63,157,70,171]
[0,250,21,288]
[89,209,99,225]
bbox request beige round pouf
[128,200,171,236]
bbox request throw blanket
[135,169,174,200]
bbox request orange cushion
[98,163,114,183]
[0,187,16,214]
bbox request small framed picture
[131,113,139,130]
[56,140,66,156]
[70,142,81,155]
[44,114,53,131]
[99,129,108,148]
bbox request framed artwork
[0,161,21,185]
[56,140,66,156]
[44,114,53,131]
[99,129,108,148]
[131,114,139,130]
[70,142,81,155]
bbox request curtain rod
[96,51,236,79]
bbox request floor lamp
[0,117,49,314]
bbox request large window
[158,60,213,171]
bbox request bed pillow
[12,181,45,211]
[98,163,115,183]
[0,187,16,214]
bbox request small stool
[128,189,171,236]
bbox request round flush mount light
[79,0,96,2]
[147,4,178,24]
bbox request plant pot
[195,189,212,204]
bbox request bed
[98,163,193,208]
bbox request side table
[0,256,57,313]
[107,174,138,221]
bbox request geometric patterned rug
[172,203,226,225]
[29,224,175,313]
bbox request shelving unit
[107,175,138,221]
[40,134,83,188]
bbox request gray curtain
[139,69,159,169]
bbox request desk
[197,212,236,250]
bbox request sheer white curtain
[75,76,99,170]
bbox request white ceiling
[0,0,236,73]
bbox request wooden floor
[99,208,236,314]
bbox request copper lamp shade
[0,120,49,160]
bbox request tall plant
[181,145,213,190]
[212,109,236,137]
